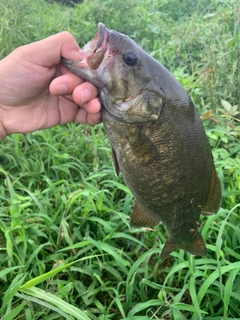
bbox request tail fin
[160,232,207,260]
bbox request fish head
[62,22,164,123]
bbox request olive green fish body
[62,23,221,258]
[102,96,216,257]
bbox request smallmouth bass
[62,23,221,259]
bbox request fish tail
[160,232,207,260]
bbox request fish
[61,22,222,259]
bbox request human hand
[0,32,101,139]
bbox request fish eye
[123,50,139,66]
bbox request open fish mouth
[93,22,109,53]
[82,22,109,70]
[61,23,109,85]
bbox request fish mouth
[93,22,109,53]
[61,23,109,86]
[83,22,109,70]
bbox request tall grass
[0,0,239,319]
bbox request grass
[0,0,240,319]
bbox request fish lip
[94,22,106,52]
[79,22,109,70]
[93,22,109,53]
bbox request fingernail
[81,88,91,102]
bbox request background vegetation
[0,0,239,319]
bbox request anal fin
[130,201,160,227]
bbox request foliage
[69,0,239,108]
[0,0,239,319]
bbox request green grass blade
[0,266,24,279]
[16,292,74,320]
[20,254,107,289]
[197,262,240,304]
[127,299,163,317]
[223,268,240,318]
[3,302,26,320]
[20,261,75,289]
[2,273,27,316]
[20,287,91,320]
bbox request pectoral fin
[130,201,160,227]
[111,146,120,176]
[134,125,161,159]
[160,232,207,260]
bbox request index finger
[18,32,84,67]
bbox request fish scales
[102,101,210,236]
[62,22,221,259]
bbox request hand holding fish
[0,32,101,139]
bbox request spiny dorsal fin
[130,201,160,227]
